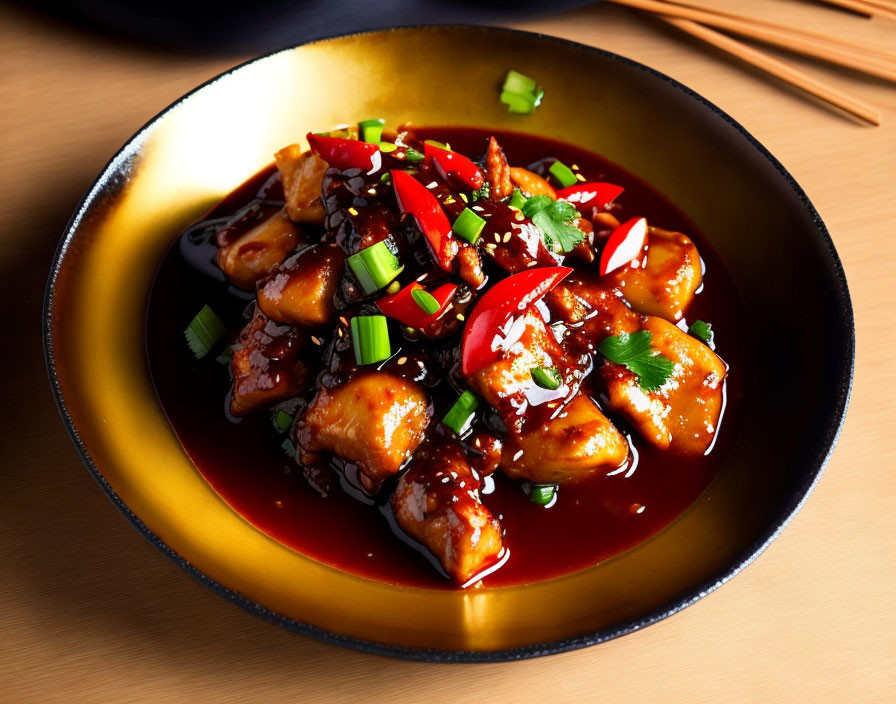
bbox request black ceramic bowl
[44,26,853,661]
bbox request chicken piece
[509,167,556,198]
[548,272,640,339]
[230,310,310,416]
[500,394,629,483]
[295,373,432,484]
[609,227,702,322]
[391,441,504,585]
[216,210,301,290]
[484,136,513,200]
[274,144,328,224]
[601,316,727,454]
[256,242,344,328]
[467,308,582,435]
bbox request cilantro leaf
[688,320,713,345]
[522,195,584,253]
[598,330,675,391]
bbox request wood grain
[2,1,895,701]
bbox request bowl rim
[43,23,855,663]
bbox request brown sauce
[146,127,752,589]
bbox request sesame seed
[571,163,580,170]
[311,336,322,345]
[459,193,468,203]
[515,212,524,221]
[347,207,359,216]
[502,232,512,243]
[339,317,348,326]
[575,173,587,182]
[397,356,408,365]
[494,233,501,242]
[426,181,438,189]
[456,313,465,321]
[512,449,524,461]
[367,188,377,195]
[472,205,484,212]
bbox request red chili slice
[424,143,485,191]
[391,169,455,271]
[557,182,624,213]
[599,217,648,276]
[376,282,457,330]
[461,266,572,375]
[306,133,381,173]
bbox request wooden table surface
[3,1,894,701]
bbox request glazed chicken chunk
[601,316,727,454]
[230,309,310,416]
[609,227,702,322]
[500,394,629,483]
[216,210,302,290]
[467,307,582,435]
[391,441,504,585]
[295,372,432,485]
[256,242,344,328]
[274,144,328,224]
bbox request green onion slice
[688,320,713,345]
[423,139,450,150]
[548,160,578,188]
[184,304,226,359]
[530,366,562,390]
[359,118,385,144]
[378,141,397,153]
[528,483,558,506]
[347,240,404,295]
[411,288,440,315]
[350,315,392,365]
[281,439,297,458]
[442,391,479,434]
[508,188,528,210]
[500,70,544,114]
[273,410,293,433]
[404,147,425,163]
[452,207,486,244]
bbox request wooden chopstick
[659,0,896,63]
[814,0,896,19]
[656,15,882,125]
[606,0,896,82]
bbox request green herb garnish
[350,315,392,365]
[452,207,486,244]
[358,117,385,143]
[598,330,675,391]
[442,391,479,435]
[688,320,714,345]
[500,70,544,114]
[521,195,584,253]
[273,410,293,433]
[528,483,557,506]
[471,182,490,202]
[281,439,297,458]
[411,288,440,315]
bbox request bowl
[44,25,854,661]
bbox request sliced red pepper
[461,266,572,375]
[306,132,381,173]
[599,217,648,276]
[376,282,457,330]
[557,182,624,213]
[391,169,455,271]
[424,143,485,191]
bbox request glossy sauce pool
[146,127,752,589]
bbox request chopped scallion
[530,366,561,390]
[688,320,714,345]
[528,483,557,506]
[350,315,392,365]
[424,139,450,150]
[548,160,578,188]
[404,147,425,163]
[378,141,397,153]
[452,207,486,244]
[500,70,544,114]
[442,391,479,434]
[184,304,226,359]
[359,118,385,144]
[347,240,404,294]
[273,410,293,433]
[411,288,440,315]
[508,188,527,210]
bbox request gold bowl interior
[45,26,853,658]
